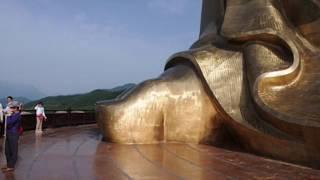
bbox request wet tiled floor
[0,125,319,180]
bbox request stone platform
[0,125,319,180]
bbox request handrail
[0,112,96,136]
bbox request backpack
[19,126,24,136]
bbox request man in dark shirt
[1,101,21,172]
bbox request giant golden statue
[96,0,320,167]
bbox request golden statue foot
[96,62,226,144]
[96,0,320,168]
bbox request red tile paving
[0,125,319,180]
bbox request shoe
[1,166,7,170]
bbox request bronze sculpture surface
[96,0,320,167]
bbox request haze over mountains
[0,97,31,107]
[0,80,46,100]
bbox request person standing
[3,96,14,137]
[3,96,14,115]
[34,102,47,134]
[0,103,3,123]
[1,101,21,172]
[0,103,3,136]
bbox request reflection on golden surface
[96,0,320,167]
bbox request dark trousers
[5,133,19,168]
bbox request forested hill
[24,84,135,111]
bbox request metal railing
[0,111,96,136]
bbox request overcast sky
[0,0,201,96]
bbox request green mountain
[24,84,135,111]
